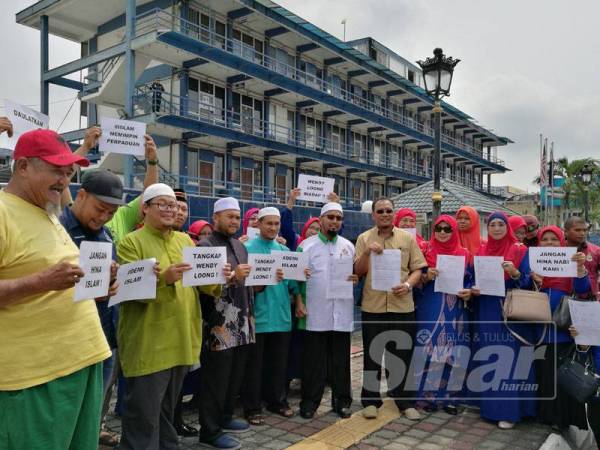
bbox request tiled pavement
[103,333,554,449]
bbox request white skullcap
[320,202,343,217]
[213,197,240,213]
[257,207,280,220]
[143,183,176,203]
[361,200,373,213]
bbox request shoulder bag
[557,347,600,404]
[553,293,594,330]
[502,281,551,346]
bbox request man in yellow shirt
[0,129,111,450]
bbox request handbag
[502,281,551,346]
[557,349,600,404]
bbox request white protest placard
[182,246,227,287]
[99,117,146,156]
[272,250,308,281]
[74,241,113,302]
[246,227,260,240]
[3,99,49,149]
[528,246,577,278]
[245,253,283,286]
[474,256,506,297]
[108,258,157,306]
[434,255,466,295]
[568,299,600,346]
[297,174,335,204]
[371,250,402,292]
[327,257,354,298]
[403,228,417,237]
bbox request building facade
[17,0,512,209]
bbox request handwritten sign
[529,247,577,278]
[74,241,113,302]
[3,99,49,149]
[182,246,227,287]
[108,258,157,306]
[474,256,505,297]
[245,253,282,286]
[297,174,335,204]
[99,117,146,156]
[272,250,308,281]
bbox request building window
[214,154,225,185]
[187,149,198,183]
[230,156,240,185]
[254,160,263,188]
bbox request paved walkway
[104,333,555,449]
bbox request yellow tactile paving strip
[287,400,401,449]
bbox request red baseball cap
[14,129,90,167]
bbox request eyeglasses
[376,209,394,215]
[434,225,453,233]
[325,215,343,222]
[149,202,179,212]
[527,225,538,232]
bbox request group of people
[1,120,600,450]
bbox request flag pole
[549,141,554,225]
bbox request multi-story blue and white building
[17,0,511,210]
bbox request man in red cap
[0,129,111,449]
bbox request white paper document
[108,258,157,306]
[370,249,401,292]
[245,253,283,286]
[297,174,336,204]
[272,250,308,281]
[434,255,466,295]
[99,117,147,156]
[474,256,506,297]
[404,228,417,237]
[568,299,600,346]
[246,227,260,240]
[3,99,49,149]
[74,241,113,302]
[528,246,577,278]
[182,246,227,287]
[327,257,354,298]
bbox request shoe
[336,407,352,419]
[199,434,241,449]
[300,409,315,419]
[222,418,250,434]
[443,405,458,416]
[422,404,438,413]
[498,421,515,430]
[362,405,378,419]
[175,421,198,437]
[403,407,422,421]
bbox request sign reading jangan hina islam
[297,174,335,204]
[3,99,49,149]
[245,253,283,286]
[272,250,308,281]
[529,246,577,277]
[108,258,157,306]
[99,117,146,156]
[74,241,113,302]
[182,247,227,287]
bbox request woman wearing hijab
[532,226,590,430]
[239,207,260,243]
[187,220,213,244]
[508,216,528,245]
[415,215,472,414]
[470,211,535,429]
[456,206,483,256]
[393,208,426,250]
[522,215,540,247]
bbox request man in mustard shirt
[0,129,111,450]
[117,183,228,450]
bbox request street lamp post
[418,48,460,221]
[581,162,594,224]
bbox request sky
[1,0,599,191]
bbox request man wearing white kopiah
[297,202,358,419]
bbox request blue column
[225,146,233,195]
[263,97,270,139]
[345,126,352,158]
[88,36,98,125]
[40,15,49,115]
[179,139,189,185]
[179,69,189,116]
[294,108,301,146]
[345,176,350,208]
[225,84,233,128]
[263,157,270,201]
[123,0,137,188]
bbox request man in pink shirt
[565,216,600,300]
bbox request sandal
[246,414,265,426]
[268,406,295,418]
[99,430,119,447]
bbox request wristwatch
[147,159,159,166]
[403,281,412,292]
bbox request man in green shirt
[241,207,301,425]
[117,183,228,450]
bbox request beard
[325,229,338,239]
[45,202,62,218]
